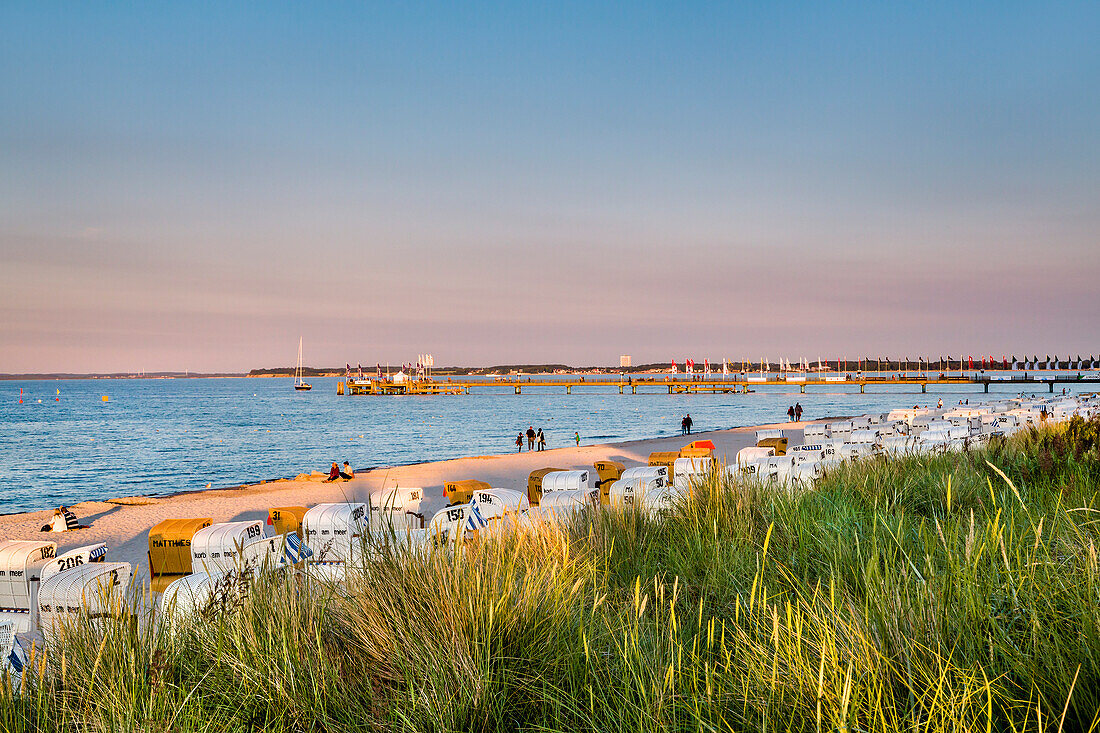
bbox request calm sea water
[0,375,1087,513]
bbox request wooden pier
[340,373,1100,396]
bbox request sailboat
[294,337,312,391]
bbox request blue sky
[2,2,1098,371]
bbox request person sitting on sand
[340,461,355,479]
[40,506,86,532]
[324,461,341,482]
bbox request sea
[0,374,1090,514]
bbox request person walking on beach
[685,414,693,435]
[787,405,795,421]
[526,426,536,451]
[794,403,803,421]
[681,416,688,436]
[574,431,581,446]
[537,428,546,451]
[516,433,524,452]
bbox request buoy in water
[102,396,109,402]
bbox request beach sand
[0,421,810,574]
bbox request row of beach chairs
[4,394,1096,688]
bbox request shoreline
[3,417,850,517]
[0,418,820,574]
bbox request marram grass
[3,417,1100,732]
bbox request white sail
[294,337,311,390]
[296,338,303,385]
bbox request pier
[340,373,1100,396]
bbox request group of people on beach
[517,426,546,451]
[324,461,355,481]
[514,426,582,451]
[786,403,803,422]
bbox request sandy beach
[0,420,810,573]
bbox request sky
[2,2,1098,373]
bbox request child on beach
[574,431,580,446]
[516,433,524,452]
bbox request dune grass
[3,417,1100,732]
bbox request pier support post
[619,384,623,394]
[1049,382,1054,393]
[921,383,926,393]
[515,386,521,394]
[632,385,636,394]
[800,384,805,394]
[984,382,989,393]
[668,385,673,394]
[860,383,865,393]
[566,385,571,394]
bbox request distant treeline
[248,367,344,378]
[10,356,1093,382]
[252,364,685,377]
[247,357,1099,379]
